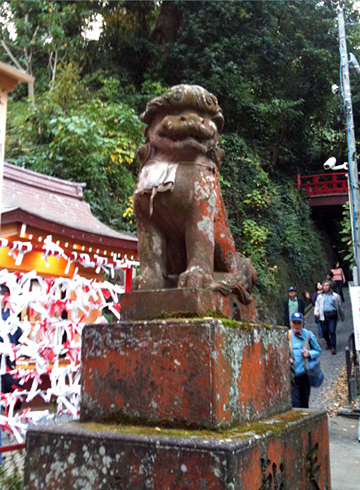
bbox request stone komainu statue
[133,84,256,305]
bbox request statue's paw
[178,268,213,289]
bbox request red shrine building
[0,162,138,280]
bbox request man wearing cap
[289,311,321,408]
[284,286,305,329]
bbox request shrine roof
[0,61,34,89]
[1,163,137,249]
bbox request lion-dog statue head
[133,85,256,305]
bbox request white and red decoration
[0,235,138,444]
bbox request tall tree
[0,1,97,95]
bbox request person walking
[283,286,305,329]
[326,271,338,294]
[331,262,346,303]
[289,312,321,408]
[311,282,324,338]
[314,280,344,355]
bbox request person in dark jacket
[311,282,324,338]
[326,271,338,294]
[0,284,23,465]
[0,284,23,398]
[284,286,305,329]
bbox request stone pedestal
[80,320,291,428]
[24,410,331,490]
[24,308,331,489]
[120,288,257,322]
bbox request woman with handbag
[289,312,321,408]
[314,280,345,355]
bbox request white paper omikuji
[0,256,136,444]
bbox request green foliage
[0,451,24,490]
[5,64,145,233]
[144,0,345,173]
[2,0,353,321]
[221,134,326,321]
[0,1,96,93]
[340,201,354,265]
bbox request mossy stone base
[81,319,291,429]
[24,409,331,490]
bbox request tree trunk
[151,2,182,45]
[271,124,287,167]
[28,82,35,108]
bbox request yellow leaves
[122,197,133,219]
[110,154,116,162]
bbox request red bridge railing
[296,173,349,196]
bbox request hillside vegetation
[2,0,359,322]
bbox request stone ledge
[24,410,331,490]
[120,288,257,322]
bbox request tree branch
[1,41,24,72]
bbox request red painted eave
[1,208,137,250]
[1,162,137,249]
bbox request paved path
[329,416,360,490]
[304,287,360,489]
[305,288,353,410]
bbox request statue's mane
[140,84,224,132]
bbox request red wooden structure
[296,172,350,206]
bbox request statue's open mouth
[159,115,216,142]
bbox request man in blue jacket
[289,311,321,408]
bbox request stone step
[24,410,330,490]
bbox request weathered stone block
[120,288,257,322]
[24,410,331,490]
[80,320,291,428]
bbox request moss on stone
[153,312,263,332]
[77,410,308,441]
[155,309,228,321]
[218,319,238,329]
